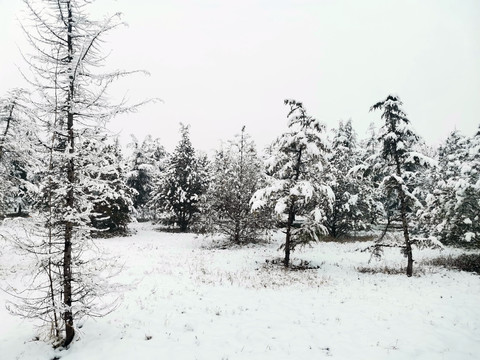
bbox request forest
[0,0,479,359]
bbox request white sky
[1,0,479,153]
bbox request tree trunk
[395,153,413,277]
[234,219,240,244]
[284,203,295,267]
[179,209,187,232]
[283,148,302,267]
[47,156,60,340]
[0,103,14,161]
[399,193,413,277]
[63,0,75,347]
[63,221,74,346]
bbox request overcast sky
[1,0,479,153]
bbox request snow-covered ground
[1,221,479,360]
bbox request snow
[1,222,480,360]
[274,196,288,214]
[289,180,314,202]
[465,232,475,242]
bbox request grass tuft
[422,253,480,275]
[356,265,407,275]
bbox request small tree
[81,134,135,236]
[155,124,208,231]
[126,135,165,221]
[203,127,272,243]
[251,100,332,266]
[369,95,434,276]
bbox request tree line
[3,90,479,262]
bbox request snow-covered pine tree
[126,135,166,221]
[155,124,208,231]
[15,0,148,347]
[368,95,434,276]
[421,129,480,247]
[251,99,332,267]
[203,127,272,244]
[0,89,37,216]
[80,133,135,236]
[323,120,382,238]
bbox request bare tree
[10,0,149,347]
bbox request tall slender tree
[17,0,147,347]
[369,95,433,276]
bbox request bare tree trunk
[63,0,75,347]
[63,220,74,346]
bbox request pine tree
[156,124,208,231]
[0,89,37,216]
[251,100,332,266]
[81,134,135,236]
[368,95,434,276]
[323,120,382,238]
[203,127,272,244]
[127,135,165,220]
[421,129,480,247]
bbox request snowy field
[1,222,480,360]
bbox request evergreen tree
[421,129,480,247]
[0,89,37,216]
[203,127,272,243]
[156,124,208,231]
[251,100,332,267]
[368,95,434,276]
[357,122,389,227]
[323,120,382,238]
[127,135,165,220]
[81,134,135,236]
